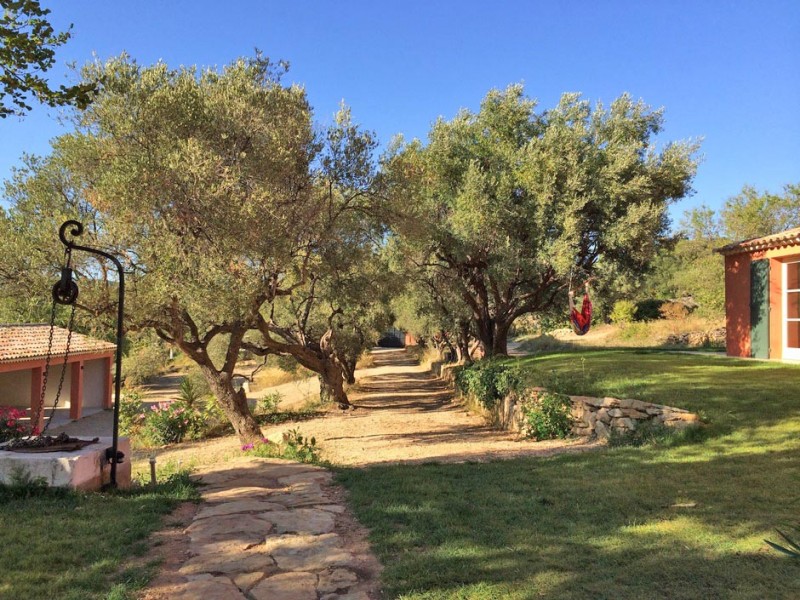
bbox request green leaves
[1,0,96,117]
[385,84,700,354]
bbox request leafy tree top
[1,0,94,117]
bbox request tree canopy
[0,54,389,442]
[383,85,700,355]
[1,0,94,117]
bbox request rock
[574,396,617,408]
[265,508,336,535]
[317,567,359,593]
[597,408,610,423]
[202,486,275,503]
[594,420,610,438]
[264,533,356,571]
[195,500,286,520]
[170,576,247,600]
[617,398,649,410]
[278,471,333,486]
[614,418,636,430]
[233,571,265,592]
[321,591,371,600]
[179,548,278,576]
[263,486,331,507]
[623,409,648,419]
[250,572,318,600]
[645,407,662,415]
[186,513,273,544]
[318,504,347,514]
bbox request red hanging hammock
[569,290,593,336]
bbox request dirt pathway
[263,349,598,466]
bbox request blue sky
[2,1,798,226]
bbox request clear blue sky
[2,0,798,225]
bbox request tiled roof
[716,227,800,256]
[0,324,116,365]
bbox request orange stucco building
[718,227,800,360]
[0,324,116,431]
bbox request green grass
[335,350,800,599]
[0,471,198,600]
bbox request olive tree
[0,55,385,442]
[383,86,700,356]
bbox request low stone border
[430,360,700,439]
[500,389,701,438]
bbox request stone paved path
[142,457,381,600]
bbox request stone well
[0,436,131,490]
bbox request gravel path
[263,349,599,467]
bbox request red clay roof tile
[0,324,116,364]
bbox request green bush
[634,299,665,321]
[520,391,573,440]
[243,428,320,463]
[610,300,637,324]
[119,391,146,436]
[140,401,204,446]
[454,361,521,408]
[122,342,169,386]
[257,391,283,414]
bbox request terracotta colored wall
[724,254,751,357]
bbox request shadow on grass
[0,473,198,600]
[336,446,800,599]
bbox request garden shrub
[243,428,320,463]
[455,361,521,408]
[635,299,665,321]
[122,341,170,386]
[119,391,146,436]
[0,407,30,441]
[178,377,204,407]
[610,299,637,324]
[520,391,573,440]
[139,401,204,445]
[257,391,282,414]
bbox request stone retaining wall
[511,390,700,438]
[431,360,700,439]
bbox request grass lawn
[0,471,197,600]
[335,350,800,599]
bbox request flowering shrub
[140,401,204,446]
[0,407,30,442]
[119,391,147,436]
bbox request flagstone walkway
[142,457,381,600]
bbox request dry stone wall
[431,360,700,439]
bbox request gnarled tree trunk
[198,365,262,444]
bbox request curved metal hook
[58,220,84,247]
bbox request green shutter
[750,260,770,359]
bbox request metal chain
[41,301,77,434]
[31,247,76,436]
[31,300,59,434]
